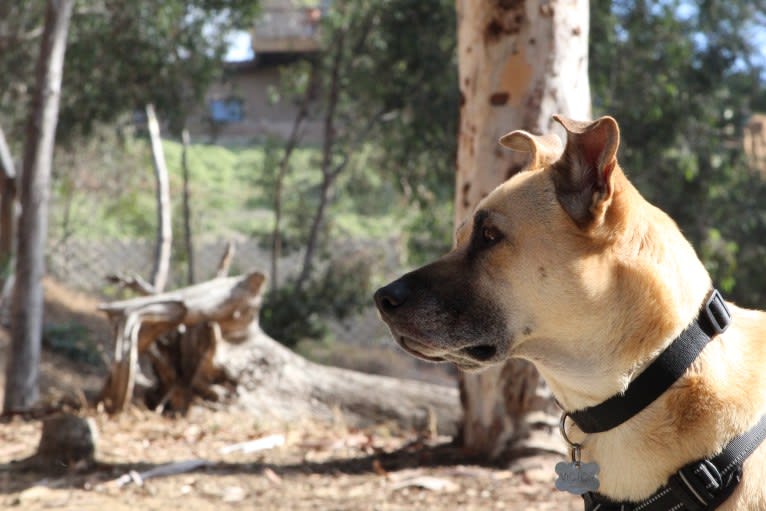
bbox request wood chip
[263,468,282,485]
[390,476,460,493]
[218,434,285,455]
[372,459,387,477]
[221,486,246,502]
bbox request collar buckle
[701,289,731,335]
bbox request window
[209,97,244,123]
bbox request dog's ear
[499,130,563,170]
[552,115,620,228]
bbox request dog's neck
[526,193,713,413]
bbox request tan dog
[374,115,766,509]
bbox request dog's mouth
[393,332,500,369]
[396,335,447,362]
[459,344,498,362]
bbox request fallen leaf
[372,459,387,477]
[263,467,282,485]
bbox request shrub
[260,250,376,347]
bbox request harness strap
[583,412,766,511]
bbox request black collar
[568,289,732,434]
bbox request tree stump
[98,271,460,435]
[37,413,98,469]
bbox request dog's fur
[374,115,766,509]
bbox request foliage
[49,123,155,243]
[42,322,102,366]
[48,133,324,243]
[243,0,458,346]
[590,0,766,307]
[260,251,377,347]
[333,0,458,262]
[265,0,457,279]
[354,0,459,209]
[0,0,260,141]
[402,200,454,267]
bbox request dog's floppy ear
[499,130,563,170]
[552,115,620,228]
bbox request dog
[374,115,766,509]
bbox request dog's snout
[374,279,411,313]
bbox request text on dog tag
[554,461,600,495]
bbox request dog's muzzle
[374,277,502,369]
[374,279,446,360]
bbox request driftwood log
[98,271,460,435]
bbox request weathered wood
[146,103,172,293]
[105,272,157,295]
[9,412,99,472]
[4,0,74,414]
[455,0,589,458]
[215,241,236,278]
[100,300,186,413]
[99,271,460,434]
[214,326,460,434]
[37,413,98,468]
[100,272,265,327]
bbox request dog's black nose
[374,278,411,313]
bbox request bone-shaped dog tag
[554,461,600,495]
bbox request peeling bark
[455,0,591,459]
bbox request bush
[43,322,103,366]
[260,251,376,347]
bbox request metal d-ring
[559,412,583,465]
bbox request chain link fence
[45,231,456,385]
[47,230,390,339]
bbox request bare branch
[215,241,236,278]
[106,272,157,296]
[146,103,172,293]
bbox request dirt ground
[0,280,580,511]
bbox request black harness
[568,289,766,511]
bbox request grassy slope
[59,138,405,242]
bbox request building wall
[186,59,322,144]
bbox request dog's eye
[482,226,502,244]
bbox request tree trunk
[296,33,344,291]
[181,128,194,285]
[4,0,74,413]
[454,0,591,459]
[146,103,172,293]
[98,272,460,435]
[271,63,316,288]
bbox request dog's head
[374,115,710,380]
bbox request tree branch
[215,241,236,278]
[106,273,157,296]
